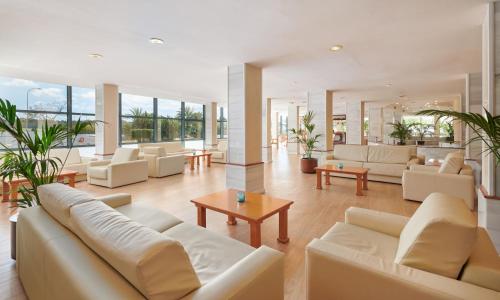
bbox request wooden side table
[315,165,368,196]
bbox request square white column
[205,102,218,147]
[262,98,272,162]
[287,104,300,154]
[307,90,333,163]
[95,84,119,156]
[346,100,365,145]
[226,63,264,193]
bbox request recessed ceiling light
[149,37,164,44]
[89,53,103,59]
[330,45,343,52]
[385,83,392,87]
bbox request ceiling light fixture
[88,53,103,59]
[330,45,343,52]
[385,83,392,87]
[149,37,164,44]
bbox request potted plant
[290,111,321,173]
[0,98,93,207]
[442,122,455,143]
[417,108,499,163]
[412,123,433,145]
[388,121,413,145]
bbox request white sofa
[87,148,148,188]
[402,156,475,209]
[49,148,96,181]
[209,140,228,163]
[138,141,193,157]
[17,183,285,300]
[142,146,185,177]
[325,144,424,184]
[306,193,500,300]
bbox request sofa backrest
[70,200,201,300]
[50,148,81,165]
[367,145,411,164]
[439,151,464,174]
[218,140,228,151]
[142,146,166,157]
[395,192,477,279]
[111,148,139,164]
[333,145,368,162]
[163,142,184,153]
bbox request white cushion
[333,145,368,162]
[325,159,364,168]
[111,148,139,164]
[87,165,108,179]
[395,193,477,279]
[38,183,94,228]
[115,202,183,232]
[217,140,228,151]
[439,152,464,174]
[368,146,411,164]
[50,148,82,165]
[70,201,201,300]
[143,146,166,157]
[63,163,87,175]
[164,142,184,153]
[163,222,254,285]
[363,162,407,177]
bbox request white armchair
[87,148,148,188]
[209,140,227,163]
[141,146,185,177]
[50,148,96,181]
[306,193,500,300]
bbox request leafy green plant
[417,108,500,164]
[388,121,414,145]
[290,111,321,159]
[412,123,433,141]
[441,122,454,142]
[0,98,93,207]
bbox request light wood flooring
[0,147,420,300]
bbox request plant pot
[396,141,406,145]
[300,158,318,174]
[416,140,425,145]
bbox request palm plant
[417,108,500,164]
[442,122,454,142]
[290,111,321,159]
[412,123,433,141]
[388,121,414,145]
[0,98,93,207]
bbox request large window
[217,106,228,139]
[71,86,96,146]
[158,99,182,141]
[184,102,204,140]
[120,94,154,144]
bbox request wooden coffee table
[185,152,212,171]
[315,165,368,196]
[191,189,294,247]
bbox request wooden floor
[0,147,420,300]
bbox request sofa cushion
[87,165,108,179]
[50,148,82,165]
[363,162,407,177]
[111,148,139,164]
[368,146,411,164]
[38,183,94,229]
[70,201,201,300]
[325,159,364,169]
[164,142,184,153]
[460,227,500,292]
[142,146,166,157]
[395,193,477,279]
[321,222,399,261]
[115,202,183,232]
[63,163,88,175]
[439,152,464,174]
[218,140,228,151]
[333,145,368,162]
[163,222,254,284]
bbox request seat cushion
[321,222,399,261]
[368,145,411,164]
[439,152,464,174]
[115,202,183,232]
[111,148,139,164]
[460,227,500,292]
[363,162,407,177]
[70,201,200,300]
[38,183,94,229]
[142,146,166,157]
[87,165,108,179]
[325,159,364,168]
[333,145,368,162]
[395,193,477,279]
[163,222,254,284]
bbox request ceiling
[0,0,486,106]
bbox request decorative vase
[337,162,344,169]
[236,191,245,203]
[300,158,318,174]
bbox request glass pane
[72,115,95,146]
[223,121,228,138]
[185,120,203,139]
[184,102,203,120]
[158,99,181,118]
[25,113,68,146]
[121,116,153,144]
[121,94,154,116]
[217,121,221,138]
[158,118,181,141]
[0,76,67,112]
[72,86,95,114]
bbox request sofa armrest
[406,157,420,168]
[107,160,149,187]
[183,246,284,300]
[345,207,409,237]
[95,193,132,208]
[409,164,439,172]
[80,156,97,163]
[88,160,110,167]
[306,239,499,300]
[142,154,158,177]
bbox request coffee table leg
[11,183,19,202]
[2,182,9,202]
[190,157,195,171]
[197,206,206,227]
[197,156,200,166]
[316,170,322,189]
[250,222,261,248]
[68,174,75,187]
[227,215,237,225]
[363,173,368,190]
[207,155,211,167]
[277,208,290,244]
[356,175,363,196]
[325,171,331,185]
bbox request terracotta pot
[300,158,318,174]
[416,140,425,145]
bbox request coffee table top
[3,169,78,183]
[315,164,368,175]
[191,189,293,222]
[185,152,212,158]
